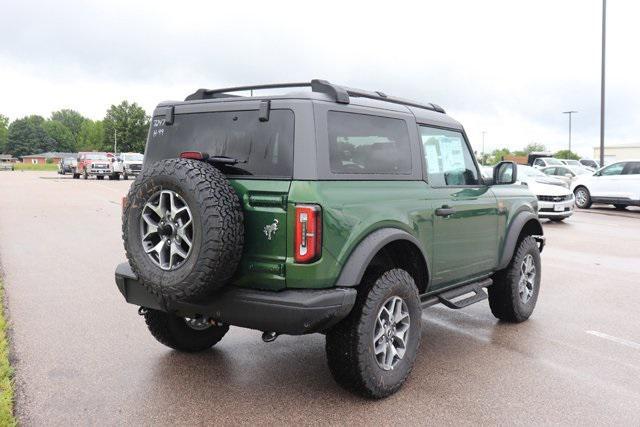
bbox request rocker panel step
[429,278,493,310]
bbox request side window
[600,163,625,176]
[623,162,640,175]
[419,126,479,186]
[534,159,544,167]
[327,111,412,174]
[545,167,556,175]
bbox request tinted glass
[600,163,625,176]
[327,111,411,174]
[420,126,479,186]
[623,162,640,175]
[534,159,544,166]
[543,167,556,175]
[147,110,294,178]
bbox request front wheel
[144,309,229,352]
[574,186,592,209]
[326,269,422,399]
[489,236,541,323]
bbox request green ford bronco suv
[116,80,545,398]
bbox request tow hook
[262,331,278,343]
[138,306,148,316]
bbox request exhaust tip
[261,331,278,343]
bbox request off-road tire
[574,186,592,209]
[488,236,541,323]
[144,309,229,352]
[614,204,627,210]
[123,158,244,303]
[325,269,422,399]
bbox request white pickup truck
[110,153,144,180]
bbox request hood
[524,180,572,196]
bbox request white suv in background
[571,160,640,210]
[532,157,565,169]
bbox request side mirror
[564,173,572,178]
[493,161,518,185]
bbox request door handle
[435,205,456,217]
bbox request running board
[421,278,492,310]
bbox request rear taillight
[294,204,322,263]
[180,151,205,160]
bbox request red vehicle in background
[75,152,111,180]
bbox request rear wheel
[489,236,541,323]
[326,269,421,398]
[144,309,229,352]
[123,158,244,302]
[574,186,591,209]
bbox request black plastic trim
[497,211,544,270]
[115,263,356,335]
[334,228,431,287]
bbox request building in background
[593,145,640,165]
[20,152,77,165]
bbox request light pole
[562,111,577,153]
[482,131,486,165]
[599,0,607,166]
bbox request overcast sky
[1,0,638,157]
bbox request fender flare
[497,211,544,270]
[334,228,431,287]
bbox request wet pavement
[0,171,639,425]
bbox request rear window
[147,110,294,178]
[327,111,411,174]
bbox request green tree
[50,109,87,146]
[0,114,8,153]
[554,149,580,160]
[77,120,105,151]
[6,115,50,157]
[42,120,75,152]
[522,142,546,154]
[488,148,512,165]
[103,101,149,153]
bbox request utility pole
[114,129,117,154]
[562,111,578,152]
[599,0,607,166]
[482,131,486,165]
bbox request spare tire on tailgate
[122,158,244,302]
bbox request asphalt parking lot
[0,171,639,425]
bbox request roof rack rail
[184,79,445,114]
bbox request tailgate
[229,179,291,290]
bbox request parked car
[579,159,600,170]
[0,157,15,171]
[115,80,545,399]
[76,152,111,180]
[518,165,574,221]
[57,157,77,175]
[571,160,640,210]
[532,157,565,169]
[540,165,591,186]
[110,152,144,180]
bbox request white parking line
[586,330,640,351]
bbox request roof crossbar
[184,79,445,113]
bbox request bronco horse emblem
[263,219,279,240]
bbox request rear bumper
[115,263,356,335]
